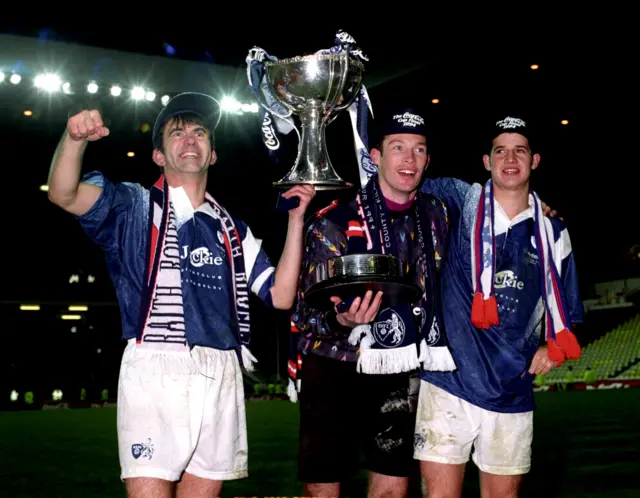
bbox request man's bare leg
[175,471,222,498]
[304,482,340,498]
[420,461,466,498]
[368,472,409,498]
[125,477,174,498]
[479,472,523,498]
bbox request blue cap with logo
[153,92,221,149]
[490,114,537,151]
[371,105,429,147]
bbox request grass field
[0,390,639,497]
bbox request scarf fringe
[241,345,258,372]
[555,329,581,358]
[471,293,500,329]
[419,338,457,371]
[548,329,581,366]
[357,343,420,374]
[287,378,298,403]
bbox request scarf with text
[471,179,581,364]
[135,175,257,370]
[342,173,456,374]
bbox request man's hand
[540,201,562,220]
[330,290,383,328]
[282,185,316,220]
[67,109,110,142]
[528,345,557,375]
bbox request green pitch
[0,390,638,497]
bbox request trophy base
[273,179,354,191]
[303,275,422,311]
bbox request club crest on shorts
[131,438,155,460]
[373,308,405,348]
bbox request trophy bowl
[303,254,422,311]
[263,52,365,190]
[265,53,364,116]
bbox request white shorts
[117,340,248,481]
[413,381,533,476]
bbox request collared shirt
[419,177,584,413]
[75,171,275,350]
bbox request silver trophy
[248,48,365,190]
[303,254,422,310]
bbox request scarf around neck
[345,173,456,374]
[135,175,257,371]
[470,179,581,365]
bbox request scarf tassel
[241,345,258,372]
[546,330,581,367]
[471,293,500,329]
[547,339,565,365]
[419,338,457,371]
[287,378,298,403]
[556,329,581,358]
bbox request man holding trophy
[292,105,456,497]
[246,30,455,496]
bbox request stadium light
[131,87,146,100]
[34,73,62,92]
[1,74,258,114]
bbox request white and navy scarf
[135,175,257,371]
[344,173,456,374]
[471,179,581,364]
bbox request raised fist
[67,109,110,142]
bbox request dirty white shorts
[117,340,248,481]
[413,381,533,475]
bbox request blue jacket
[75,171,276,350]
[419,177,584,413]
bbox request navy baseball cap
[489,115,536,151]
[153,92,221,149]
[370,106,429,147]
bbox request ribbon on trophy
[246,47,298,164]
[314,30,377,188]
[245,29,376,181]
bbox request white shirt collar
[493,196,534,236]
[168,186,218,230]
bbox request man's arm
[421,177,471,213]
[530,221,584,375]
[556,224,585,325]
[47,110,110,216]
[268,185,317,309]
[292,215,351,339]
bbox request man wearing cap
[413,115,584,497]
[291,106,454,497]
[47,93,316,497]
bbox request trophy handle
[326,52,364,126]
[246,59,293,121]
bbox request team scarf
[342,173,456,374]
[134,175,257,371]
[471,179,581,365]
